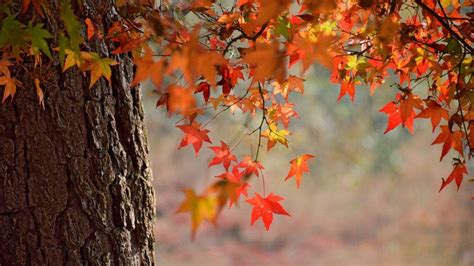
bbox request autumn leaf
[337,79,356,102]
[168,28,225,86]
[285,154,315,188]
[22,0,45,17]
[132,46,164,86]
[415,100,449,132]
[237,156,264,177]
[84,18,96,40]
[268,103,300,128]
[176,189,218,239]
[167,85,197,116]
[63,49,84,72]
[379,101,415,134]
[243,42,285,83]
[0,60,11,77]
[216,166,244,183]
[207,180,250,209]
[256,0,291,26]
[177,124,212,155]
[261,123,290,150]
[195,82,211,102]
[432,125,463,161]
[272,75,305,100]
[208,141,237,170]
[0,76,18,103]
[399,92,423,124]
[34,78,45,109]
[246,192,290,230]
[439,162,468,192]
[81,52,117,88]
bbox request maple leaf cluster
[1,0,473,237]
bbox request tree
[0,1,154,264]
[0,0,472,260]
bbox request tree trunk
[0,1,155,265]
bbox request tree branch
[414,0,473,54]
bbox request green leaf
[274,16,291,40]
[26,22,53,58]
[60,0,82,53]
[0,15,27,56]
[58,33,69,69]
[445,38,462,55]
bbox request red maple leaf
[379,101,415,134]
[208,141,237,170]
[216,166,244,183]
[246,192,290,230]
[285,154,314,188]
[337,80,356,102]
[177,124,212,155]
[195,81,211,102]
[398,92,423,124]
[432,125,463,161]
[237,156,264,177]
[439,162,468,192]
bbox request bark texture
[0,1,155,265]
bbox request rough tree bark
[0,0,155,265]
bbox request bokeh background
[144,65,473,265]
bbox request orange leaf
[256,0,291,25]
[167,85,197,116]
[399,92,423,124]
[132,46,164,86]
[34,78,45,109]
[379,100,415,134]
[432,125,463,161]
[22,0,45,17]
[439,163,468,192]
[0,76,17,103]
[337,79,356,102]
[285,154,315,188]
[415,100,449,132]
[243,42,285,83]
[168,28,224,86]
[85,18,96,40]
[0,60,12,77]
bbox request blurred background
[144,65,473,265]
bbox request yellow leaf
[262,123,290,150]
[176,189,218,239]
[345,55,366,71]
[63,49,83,72]
[81,52,117,88]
